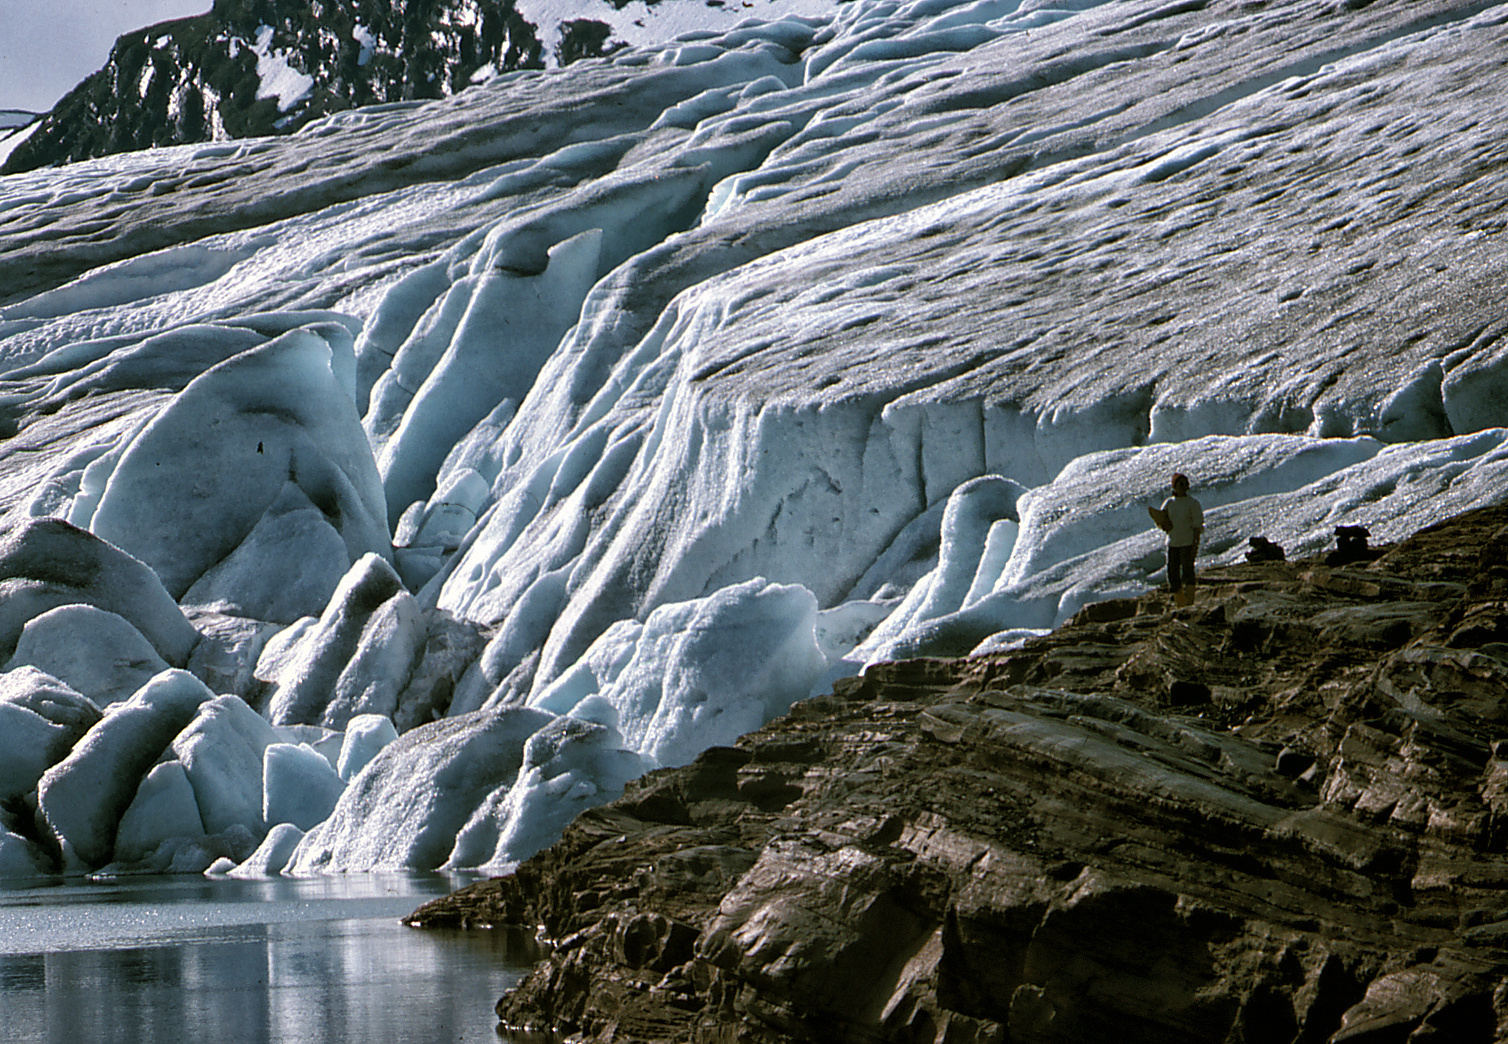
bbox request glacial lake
[0,873,534,1044]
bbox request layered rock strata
[410,503,1508,1043]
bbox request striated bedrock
[410,503,1508,1043]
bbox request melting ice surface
[0,873,532,1044]
[3,0,1508,879]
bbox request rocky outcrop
[2,0,548,174]
[409,503,1508,1043]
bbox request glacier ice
[0,519,200,665]
[375,227,604,523]
[179,482,355,624]
[336,713,399,782]
[5,0,1508,876]
[88,327,389,604]
[37,670,214,871]
[529,577,827,769]
[172,694,283,839]
[6,604,170,707]
[263,742,346,831]
[286,706,554,874]
[260,554,427,730]
[0,823,52,876]
[112,759,207,865]
[228,822,306,878]
[445,714,647,871]
[0,667,100,803]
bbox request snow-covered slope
[3,0,1508,879]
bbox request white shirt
[1162,494,1203,547]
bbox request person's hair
[1171,472,1190,492]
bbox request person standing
[1148,472,1204,606]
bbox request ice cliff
[2,0,1508,879]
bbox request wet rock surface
[411,504,1508,1043]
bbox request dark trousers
[1167,543,1197,592]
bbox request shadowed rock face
[410,503,1508,1043]
[1,0,548,174]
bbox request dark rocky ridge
[0,0,619,175]
[410,503,1508,1042]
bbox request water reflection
[0,875,533,1044]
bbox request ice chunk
[30,324,266,406]
[522,619,643,720]
[337,713,399,782]
[0,518,200,665]
[450,566,571,716]
[446,715,645,870]
[228,822,306,878]
[249,616,317,697]
[388,610,490,732]
[273,724,344,770]
[970,628,1051,656]
[810,598,898,695]
[112,759,206,864]
[364,276,479,448]
[263,555,426,730]
[853,476,1024,663]
[913,476,1023,619]
[963,520,1020,609]
[392,468,492,590]
[180,482,354,624]
[285,706,553,873]
[1442,326,1508,436]
[0,667,99,802]
[353,260,451,411]
[0,668,102,735]
[6,604,169,707]
[171,694,283,839]
[36,669,214,870]
[104,826,260,876]
[263,743,345,830]
[1377,361,1450,443]
[89,328,390,603]
[434,468,491,516]
[184,611,281,702]
[0,822,53,879]
[529,578,826,768]
[845,497,948,602]
[7,249,264,326]
[377,228,603,522]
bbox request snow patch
[252,25,315,113]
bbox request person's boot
[1175,588,1193,608]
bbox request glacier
[2,0,1508,879]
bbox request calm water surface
[0,873,534,1044]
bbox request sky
[0,0,210,113]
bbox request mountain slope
[2,0,549,173]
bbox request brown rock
[408,503,1508,1044]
